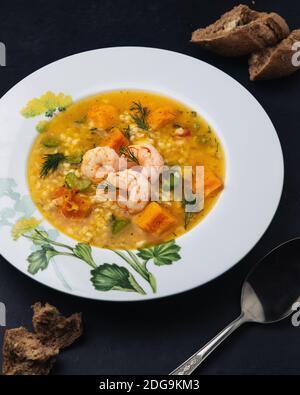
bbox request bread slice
[32,302,82,350]
[191,4,290,57]
[249,29,300,80]
[2,327,58,375]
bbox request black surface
[0,0,300,375]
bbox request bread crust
[249,29,300,80]
[2,327,58,375]
[191,4,290,57]
[32,302,83,350]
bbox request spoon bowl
[242,238,300,324]
[171,238,300,375]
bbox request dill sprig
[40,153,66,178]
[119,146,139,165]
[130,101,150,130]
[123,125,131,140]
[182,197,197,229]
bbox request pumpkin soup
[27,90,225,249]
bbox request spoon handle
[170,315,246,375]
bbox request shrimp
[81,146,126,183]
[97,169,150,214]
[127,144,164,182]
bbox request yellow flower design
[21,98,47,118]
[56,92,73,109]
[21,91,73,118]
[12,217,42,240]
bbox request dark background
[0,0,300,375]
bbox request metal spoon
[170,238,300,375]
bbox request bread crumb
[32,302,82,350]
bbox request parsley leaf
[111,215,130,235]
[90,264,145,294]
[73,243,97,268]
[137,240,181,266]
[27,244,59,275]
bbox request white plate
[0,47,284,301]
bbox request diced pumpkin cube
[102,128,129,153]
[192,167,223,198]
[134,202,176,235]
[87,104,119,130]
[148,106,177,130]
[204,168,223,198]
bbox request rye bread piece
[32,302,82,350]
[191,4,290,57]
[249,29,300,80]
[2,327,58,375]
